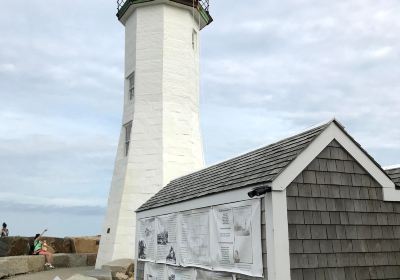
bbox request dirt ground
[7,266,95,280]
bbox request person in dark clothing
[1,223,9,237]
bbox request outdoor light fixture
[247,185,272,198]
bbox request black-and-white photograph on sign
[138,217,156,261]
[156,213,179,264]
[211,199,263,277]
[180,208,211,268]
[233,206,252,264]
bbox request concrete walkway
[7,266,95,280]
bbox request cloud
[200,0,400,165]
[0,193,105,216]
[0,0,399,236]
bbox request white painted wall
[96,3,205,268]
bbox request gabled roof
[137,119,399,212]
[137,120,333,212]
[385,166,400,185]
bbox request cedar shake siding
[287,140,400,280]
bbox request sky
[0,0,399,237]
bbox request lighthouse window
[192,30,198,50]
[124,121,132,156]
[128,72,135,100]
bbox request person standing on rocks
[33,229,55,269]
[1,223,9,237]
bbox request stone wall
[287,140,400,279]
[0,236,99,257]
[0,253,97,278]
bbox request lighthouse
[96,0,212,268]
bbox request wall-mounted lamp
[248,185,272,198]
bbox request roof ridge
[168,119,332,184]
[383,164,400,170]
[137,120,336,212]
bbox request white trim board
[271,121,397,200]
[265,190,291,280]
[136,186,257,219]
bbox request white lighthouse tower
[96,0,213,268]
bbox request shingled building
[134,119,400,280]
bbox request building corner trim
[265,189,291,280]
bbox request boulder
[125,263,134,278]
[68,254,88,267]
[69,236,100,254]
[40,237,72,253]
[53,253,70,268]
[86,253,97,266]
[102,259,134,274]
[52,253,92,267]
[114,272,128,280]
[0,239,10,257]
[0,236,73,257]
[27,255,45,272]
[102,259,134,280]
[0,255,29,276]
[0,237,30,256]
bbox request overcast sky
[0,0,399,237]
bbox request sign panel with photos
[137,199,262,278]
[138,217,156,262]
[156,213,179,265]
[211,200,263,277]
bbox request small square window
[124,121,132,156]
[128,72,135,100]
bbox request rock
[0,256,30,276]
[27,255,45,272]
[69,236,100,254]
[53,253,70,268]
[0,236,74,257]
[0,237,30,256]
[125,263,134,277]
[102,259,133,274]
[53,253,88,268]
[42,237,73,253]
[66,274,97,280]
[86,253,97,266]
[114,272,128,280]
[0,239,10,257]
[68,254,87,267]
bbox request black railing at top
[198,0,209,11]
[117,0,210,13]
[117,0,127,12]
